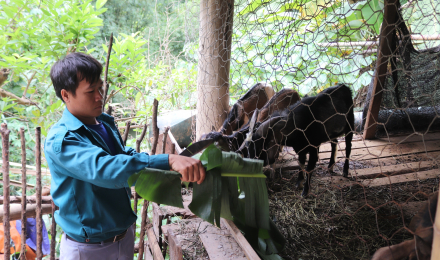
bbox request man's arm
[46,133,205,188]
[124,147,206,184]
[169,154,206,184]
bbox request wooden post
[362,0,399,139]
[50,201,56,260]
[20,128,27,260]
[196,0,234,140]
[150,99,159,155]
[137,200,149,260]
[162,126,170,154]
[1,123,11,260]
[134,123,148,217]
[35,127,43,259]
[102,33,114,109]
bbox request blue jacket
[44,108,169,242]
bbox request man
[44,52,205,259]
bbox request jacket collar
[60,107,115,131]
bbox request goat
[218,82,275,135]
[239,84,354,197]
[371,191,438,260]
[203,88,300,152]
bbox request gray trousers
[59,225,135,260]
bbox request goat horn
[246,108,259,142]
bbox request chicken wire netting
[193,0,440,259]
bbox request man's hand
[169,154,206,184]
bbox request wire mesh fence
[195,0,440,259]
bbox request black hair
[50,52,103,101]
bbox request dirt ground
[267,158,439,260]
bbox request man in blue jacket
[44,52,205,260]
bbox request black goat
[203,88,300,152]
[239,84,354,196]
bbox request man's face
[61,78,104,125]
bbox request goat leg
[343,132,353,178]
[296,152,307,189]
[328,140,338,173]
[302,149,319,197]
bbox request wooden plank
[274,139,440,170]
[155,195,195,220]
[154,130,182,155]
[168,230,183,260]
[363,0,399,139]
[161,223,181,239]
[144,243,154,260]
[282,132,440,154]
[146,226,165,260]
[0,204,52,223]
[318,161,436,180]
[220,218,260,260]
[199,221,247,260]
[364,169,439,187]
[152,203,163,242]
[321,168,439,188]
[168,131,183,154]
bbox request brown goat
[204,88,300,152]
[218,82,275,135]
[371,191,438,260]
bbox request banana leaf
[129,144,286,258]
[128,167,183,208]
[189,167,222,225]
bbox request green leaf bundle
[129,144,285,259]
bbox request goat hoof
[343,171,349,178]
[301,189,309,197]
[328,166,334,174]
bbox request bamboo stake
[1,123,11,260]
[20,128,27,260]
[150,99,159,155]
[50,201,56,260]
[35,126,43,259]
[137,200,150,260]
[122,120,132,146]
[161,126,170,154]
[102,33,114,109]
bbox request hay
[267,162,438,260]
